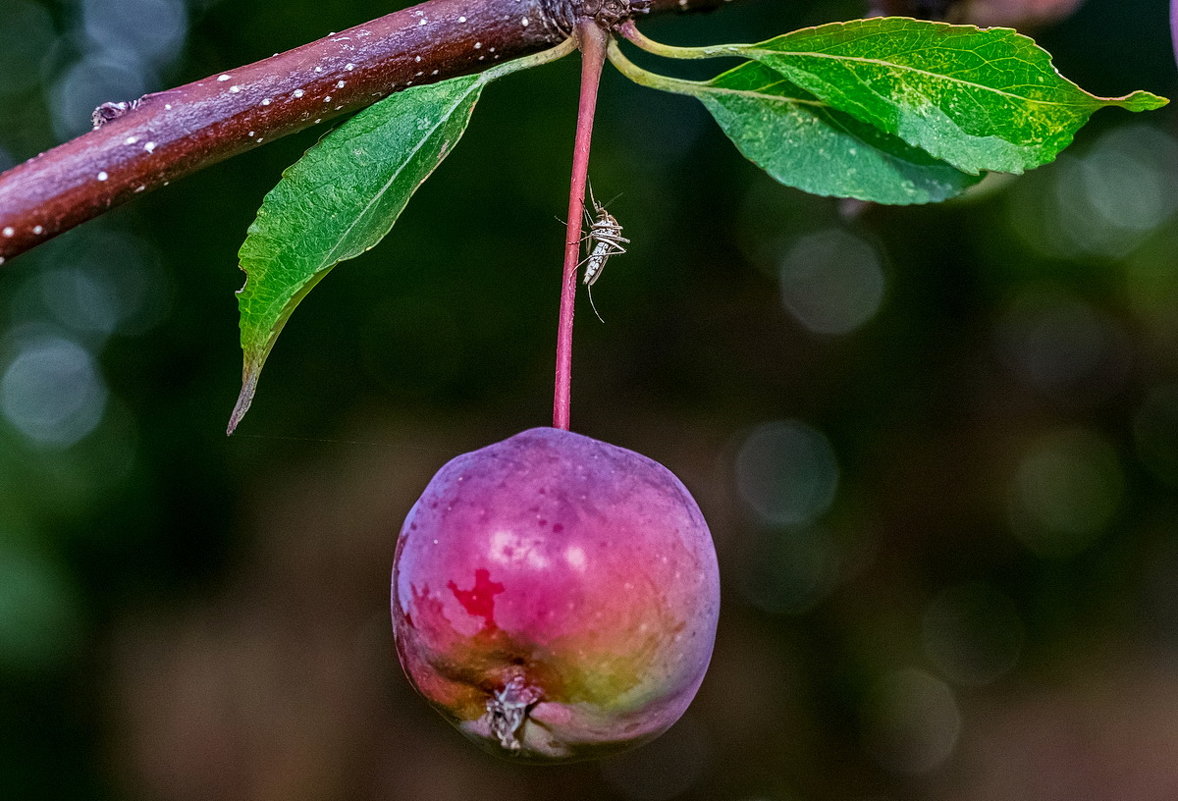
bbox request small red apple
[391,427,719,761]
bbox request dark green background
[1,1,1177,798]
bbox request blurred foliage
[1,0,1177,799]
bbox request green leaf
[692,60,983,204]
[229,74,487,433]
[734,17,1168,175]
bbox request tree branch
[0,0,726,267]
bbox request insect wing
[584,242,611,286]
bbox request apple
[391,427,719,761]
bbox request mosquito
[579,188,629,322]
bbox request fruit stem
[1172,0,1178,70]
[553,20,609,431]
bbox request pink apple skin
[391,427,720,762]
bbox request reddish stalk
[1172,0,1178,69]
[552,20,608,432]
